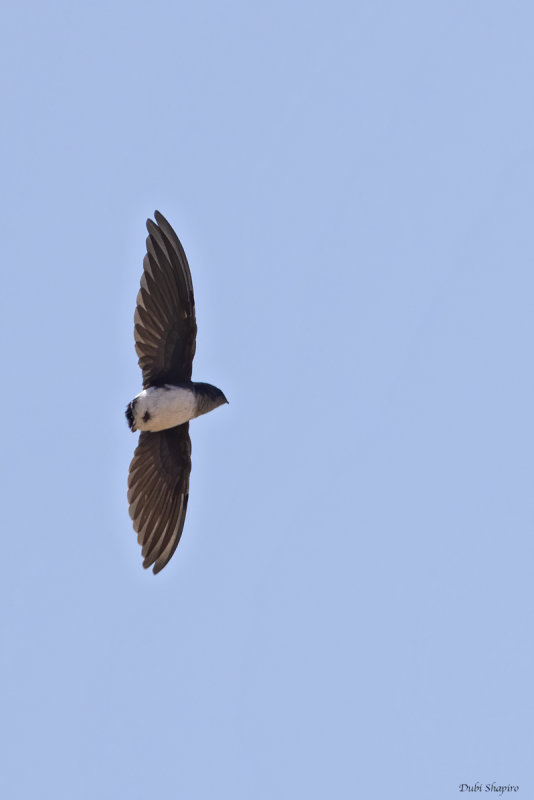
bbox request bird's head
[193,382,229,417]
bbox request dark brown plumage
[128,425,191,574]
[134,210,197,387]
[128,212,197,574]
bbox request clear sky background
[1,2,533,798]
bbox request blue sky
[1,1,533,797]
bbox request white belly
[133,386,197,432]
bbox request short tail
[125,402,136,431]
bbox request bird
[125,211,228,574]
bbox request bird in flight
[126,211,228,574]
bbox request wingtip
[146,210,164,231]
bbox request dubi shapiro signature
[459,785,519,796]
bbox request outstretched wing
[128,424,192,574]
[134,211,197,387]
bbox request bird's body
[125,211,227,574]
[126,385,197,432]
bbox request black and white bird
[125,211,228,574]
